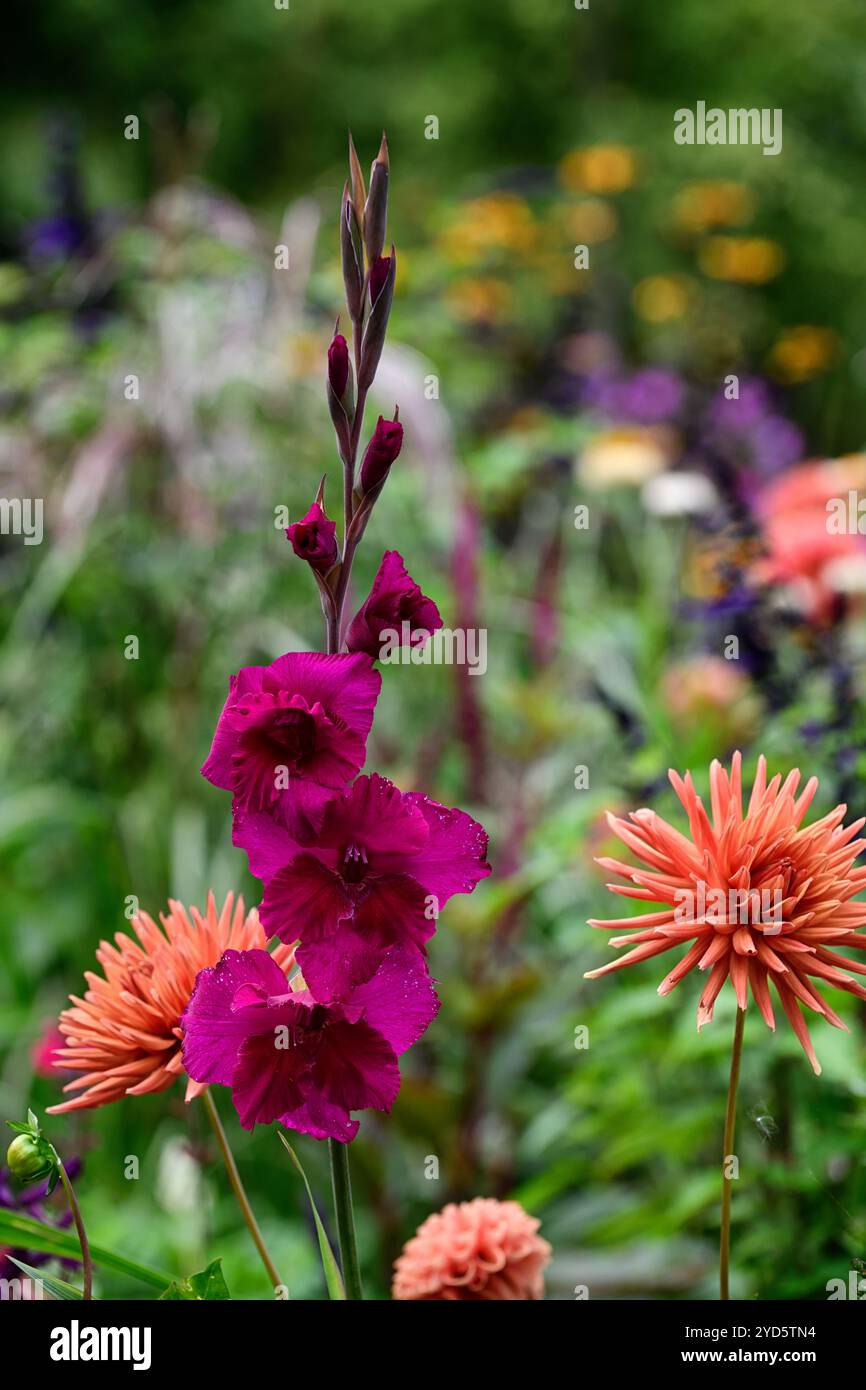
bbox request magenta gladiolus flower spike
[201,651,381,834]
[346,550,442,660]
[181,945,439,1143]
[233,772,491,999]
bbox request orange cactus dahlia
[392,1197,551,1300]
[586,752,866,1074]
[48,892,294,1113]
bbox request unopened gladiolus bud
[340,184,364,323]
[327,328,354,462]
[359,247,396,390]
[7,1132,54,1185]
[286,502,339,573]
[348,131,367,228]
[328,333,350,399]
[360,413,403,494]
[369,254,391,307]
[364,133,389,265]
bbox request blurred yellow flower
[564,198,618,244]
[578,426,672,488]
[439,194,537,264]
[672,181,755,233]
[766,326,839,384]
[446,276,512,324]
[698,236,785,284]
[558,144,638,194]
[632,275,693,323]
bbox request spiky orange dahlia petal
[47,892,295,1113]
[585,752,866,1074]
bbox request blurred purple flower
[703,376,803,484]
[0,1161,81,1282]
[582,367,686,425]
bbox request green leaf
[160,1258,231,1301]
[278,1131,345,1300]
[8,1257,84,1300]
[0,1209,171,1291]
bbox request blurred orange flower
[672,181,755,233]
[698,236,785,284]
[558,144,638,194]
[766,326,839,384]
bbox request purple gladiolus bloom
[181,945,439,1143]
[233,772,491,1000]
[346,550,442,660]
[201,651,381,834]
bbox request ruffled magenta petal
[181,949,290,1086]
[259,853,352,947]
[347,946,440,1056]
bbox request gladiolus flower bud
[286,502,339,573]
[364,134,389,265]
[360,414,403,494]
[369,254,391,307]
[7,1133,54,1185]
[340,184,364,323]
[359,248,396,390]
[328,333,350,400]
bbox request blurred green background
[2,0,866,1299]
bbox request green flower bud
[6,1132,54,1185]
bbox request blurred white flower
[642,469,718,516]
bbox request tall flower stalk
[719,1007,745,1300]
[186,133,491,1299]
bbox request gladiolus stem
[328,1138,363,1299]
[202,1088,284,1295]
[57,1159,92,1300]
[719,1006,745,1300]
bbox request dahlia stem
[202,1088,284,1295]
[57,1159,92,1300]
[328,1138,363,1299]
[720,1006,746,1301]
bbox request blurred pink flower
[392,1197,551,1300]
[753,457,866,621]
[30,1023,66,1079]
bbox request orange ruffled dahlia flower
[48,892,294,1113]
[392,1198,551,1300]
[586,752,866,1074]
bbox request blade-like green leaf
[8,1257,84,1300]
[0,1209,171,1291]
[160,1258,231,1301]
[278,1131,345,1300]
